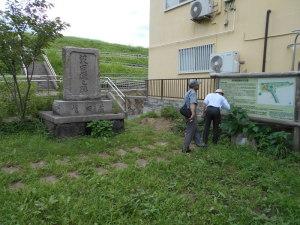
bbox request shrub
[160,106,181,120]
[0,82,60,120]
[0,82,36,119]
[0,83,15,120]
[0,118,46,135]
[247,124,292,158]
[221,106,292,158]
[87,120,114,138]
[28,95,59,117]
[221,107,251,135]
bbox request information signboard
[219,77,296,121]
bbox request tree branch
[11,62,25,118]
[22,60,35,119]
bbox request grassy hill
[45,36,148,78]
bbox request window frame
[164,0,194,12]
[178,44,214,74]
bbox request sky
[0,0,150,47]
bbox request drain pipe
[291,31,300,71]
[262,10,271,72]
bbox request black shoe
[182,148,191,153]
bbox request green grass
[0,118,299,224]
[100,62,147,76]
[46,36,148,77]
[101,56,148,66]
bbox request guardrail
[100,77,146,90]
[0,75,62,82]
[100,61,148,68]
[101,52,148,59]
[0,75,62,93]
[100,74,147,79]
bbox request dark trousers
[183,119,202,150]
[203,106,221,144]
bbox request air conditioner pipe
[262,9,271,72]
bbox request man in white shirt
[202,89,230,147]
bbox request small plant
[160,106,181,120]
[141,111,159,118]
[221,106,252,136]
[267,131,291,158]
[87,120,114,138]
[221,106,292,158]
[172,118,186,134]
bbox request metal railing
[146,77,217,100]
[100,73,147,80]
[99,61,148,68]
[101,52,148,59]
[43,54,57,78]
[0,75,62,95]
[0,75,62,83]
[1,75,217,101]
[53,50,148,59]
[100,77,146,90]
[42,54,58,89]
[103,77,126,113]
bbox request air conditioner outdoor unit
[210,51,240,73]
[190,0,213,21]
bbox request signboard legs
[294,77,300,151]
[294,128,300,151]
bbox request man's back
[204,93,230,110]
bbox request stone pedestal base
[40,111,125,138]
[53,99,112,116]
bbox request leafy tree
[0,0,68,120]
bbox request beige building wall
[149,0,300,79]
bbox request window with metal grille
[165,0,191,10]
[179,44,214,73]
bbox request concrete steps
[27,61,57,91]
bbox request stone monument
[40,47,125,138]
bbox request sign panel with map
[219,77,296,121]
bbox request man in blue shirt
[182,80,202,153]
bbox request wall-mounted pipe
[291,32,300,71]
[262,10,271,72]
